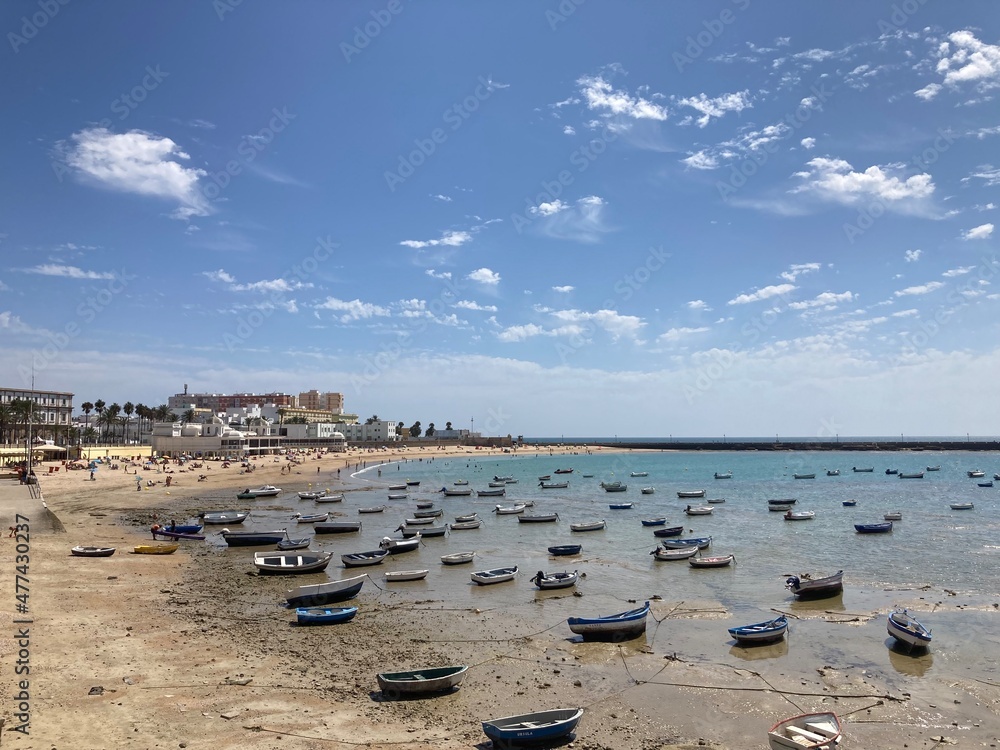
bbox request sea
[205,447,1000,681]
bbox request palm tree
[426,422,436,437]
[0,403,12,445]
[81,401,93,436]
[365,414,380,425]
[445,421,453,431]
[106,404,122,443]
[154,404,172,423]
[123,402,135,444]
[10,398,33,444]
[93,400,106,443]
[82,426,98,444]
[134,403,147,441]
[408,421,422,438]
[181,408,197,425]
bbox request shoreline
[6,444,1000,747]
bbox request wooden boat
[404,517,436,525]
[453,479,470,485]
[630,471,648,477]
[476,487,506,497]
[785,570,843,599]
[246,485,282,497]
[341,549,389,567]
[538,475,551,481]
[493,504,527,515]
[518,513,559,523]
[454,513,479,523]
[707,497,726,504]
[482,707,583,748]
[950,502,974,510]
[650,544,699,561]
[413,508,444,518]
[570,519,606,532]
[160,523,202,534]
[530,569,578,589]
[441,551,475,565]
[652,525,685,537]
[285,574,366,607]
[641,517,667,526]
[884,511,903,521]
[133,543,179,555]
[768,498,797,505]
[416,501,435,509]
[387,493,409,500]
[855,522,892,533]
[609,502,634,510]
[397,523,447,538]
[388,483,407,491]
[220,529,286,547]
[314,493,345,504]
[442,487,473,496]
[294,512,329,523]
[684,505,713,515]
[276,537,310,551]
[548,544,582,556]
[449,519,482,530]
[769,503,795,512]
[661,536,711,549]
[852,466,874,472]
[151,527,206,541]
[253,551,333,575]
[926,466,941,471]
[471,565,518,585]
[494,474,514,482]
[887,608,932,649]
[784,510,815,521]
[729,615,788,644]
[201,510,249,525]
[640,487,655,494]
[968,470,985,478]
[298,490,324,500]
[358,505,387,514]
[377,665,468,695]
[677,489,706,498]
[385,569,429,582]
[504,478,519,484]
[539,481,569,489]
[71,546,116,557]
[767,711,841,750]
[978,481,994,487]
[379,535,421,554]
[296,606,357,626]
[313,521,362,534]
[886,468,899,475]
[601,481,627,492]
[826,469,840,476]
[689,553,735,568]
[488,480,507,487]
[567,601,649,640]
[842,499,857,507]
[793,473,816,480]
[899,471,924,478]
[714,471,732,479]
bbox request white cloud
[792,157,934,206]
[780,263,821,282]
[891,309,919,318]
[468,268,500,286]
[787,291,855,310]
[934,31,1000,89]
[727,283,796,305]
[431,194,452,202]
[529,200,569,217]
[658,326,709,342]
[677,90,752,127]
[942,266,976,277]
[496,323,549,342]
[549,308,645,341]
[57,127,210,220]
[681,151,719,170]
[800,137,816,149]
[314,297,391,322]
[229,278,311,293]
[528,195,610,243]
[687,300,711,311]
[425,269,452,280]
[552,285,574,293]
[894,281,945,297]
[563,125,576,136]
[22,264,116,280]
[904,249,922,262]
[962,223,994,240]
[400,230,472,249]
[454,300,498,312]
[576,74,669,120]
[966,167,1000,186]
[914,83,942,101]
[0,311,48,336]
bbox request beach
[4,445,1000,748]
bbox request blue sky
[3,1,1000,437]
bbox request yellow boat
[133,543,179,555]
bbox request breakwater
[592,439,1000,452]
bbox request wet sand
[4,444,999,748]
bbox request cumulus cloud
[942,266,976,277]
[529,200,569,217]
[549,308,645,341]
[934,30,1000,90]
[687,300,711,311]
[399,230,472,249]
[314,296,391,322]
[681,151,719,170]
[425,269,452,280]
[677,90,752,127]
[552,285,574,293]
[962,223,994,240]
[658,326,709,342]
[787,291,855,310]
[905,249,922,262]
[527,195,610,243]
[780,263,821,282]
[22,264,116,280]
[468,268,501,286]
[800,137,816,149]
[576,73,669,120]
[454,300,498,312]
[914,83,942,101]
[792,157,934,209]
[894,282,945,297]
[727,283,796,305]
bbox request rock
[89,686,105,695]
[220,710,240,720]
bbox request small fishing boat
[707,497,726,504]
[219,529,286,547]
[570,519,606,532]
[729,615,788,645]
[785,570,843,599]
[314,493,345,503]
[377,665,468,695]
[397,523,447,538]
[71,546,116,557]
[978,481,994,487]
[548,544,582,556]
[387,493,409,500]
[968,470,985,478]
[415,501,435,509]
[493,503,527,515]
[886,468,899,475]
[855,521,893,534]
[414,508,444,518]
[313,521,363,534]
[404,517,436,526]
[471,565,518,585]
[453,479,470,485]
[768,498,797,506]
[236,490,258,500]
[689,553,735,568]
[884,511,902,521]
[494,474,514,482]
[379,535,421,554]
[926,466,941,472]
[842,499,857,507]
[454,513,479,523]
[298,490,324,500]
[887,608,932,650]
[388,483,407,491]
[341,549,389,567]
[440,551,475,565]
[784,510,815,521]
[641,517,667,526]
[852,466,874,472]
[151,527,205,541]
[652,525,685,537]
[826,469,840,476]
[650,544,699,561]
[253,551,333,575]
[276,537,310,551]
[600,480,627,492]
[476,487,506,497]
[385,569,429,582]
[293,512,329,523]
[609,502,634,510]
[714,471,733,479]
[630,471,648,477]
[684,505,713,515]
[950,501,974,510]
[640,487,655,494]
[539,481,569,489]
[677,489,706,498]
[246,485,282,497]
[442,487,473,496]
[133,543,179,555]
[158,523,203,534]
[769,503,795,512]
[793,473,816,479]
[530,570,578,589]
[995,473,1000,481]
[554,468,573,474]
[201,510,249,525]
[899,471,924,479]
[285,574,366,607]
[518,513,559,523]
[661,536,712,549]
[450,519,482,530]
[405,479,420,486]
[538,474,551,481]
[358,505,387,514]
[488,480,507,487]
[296,606,357,626]
[567,601,649,640]
[767,711,841,750]
[482,707,584,748]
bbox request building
[297,390,344,414]
[166,385,295,411]
[333,419,398,444]
[0,386,74,441]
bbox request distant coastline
[525,437,1000,452]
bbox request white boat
[298,490,325,500]
[650,545,699,561]
[285,574,366,607]
[887,608,932,649]
[677,489,706,498]
[530,569,578,589]
[454,513,479,523]
[441,551,475,565]
[385,569,429,582]
[252,551,333,575]
[784,510,815,521]
[570,519,606,532]
[314,493,345,504]
[358,505,387,514]
[518,513,559,523]
[201,510,249,525]
[341,549,389,567]
[567,601,649,640]
[684,505,713,515]
[379,535,421,554]
[293,512,329,523]
[884,511,902,521]
[767,711,841,750]
[397,523,447,538]
[247,485,282,497]
[951,502,974,510]
[442,487,474,497]
[403,517,436,525]
[689,553,735,568]
[640,487,655,494]
[388,483,407,491]
[471,565,518,585]
[450,519,482,530]
[494,504,527,515]
[387,492,409,500]
[475,488,506,497]
[630,471,648,477]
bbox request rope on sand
[245,724,465,745]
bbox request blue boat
[641,517,667,526]
[842,499,857,507]
[855,522,892,534]
[728,615,788,645]
[296,606,358,625]
[652,525,685,537]
[608,502,634,510]
[660,536,712,549]
[548,544,582,556]
[159,523,203,534]
[482,707,583,748]
[567,601,650,640]
[151,528,205,541]
[887,609,932,650]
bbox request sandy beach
[3,444,999,749]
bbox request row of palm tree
[76,401,176,445]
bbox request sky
[2,1,1000,438]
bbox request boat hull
[71,546,116,557]
[296,606,357,625]
[767,711,841,750]
[887,610,932,649]
[285,575,366,608]
[482,707,583,747]
[254,552,333,575]
[567,602,649,641]
[786,571,843,600]
[377,665,468,695]
[729,616,788,645]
